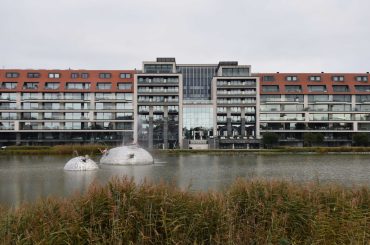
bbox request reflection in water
[0,154,370,207]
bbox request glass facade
[177,65,217,100]
[183,106,213,139]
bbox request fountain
[100,144,154,165]
[64,156,99,171]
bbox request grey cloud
[0,0,369,72]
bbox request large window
[23,82,39,89]
[0,93,17,100]
[333,85,349,92]
[262,85,279,92]
[285,85,301,92]
[308,95,329,102]
[222,67,249,76]
[308,85,326,92]
[116,103,132,110]
[1,82,17,89]
[355,85,370,92]
[116,93,133,100]
[66,83,90,90]
[333,95,351,102]
[22,93,42,100]
[45,82,60,90]
[118,83,132,90]
[97,83,112,90]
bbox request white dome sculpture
[64,156,99,171]
[100,145,154,165]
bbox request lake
[1,153,370,207]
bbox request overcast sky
[1,0,369,72]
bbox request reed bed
[1,178,369,244]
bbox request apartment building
[0,69,135,145]
[257,73,370,146]
[1,59,369,148]
[134,58,259,149]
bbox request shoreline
[1,145,370,155]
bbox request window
[0,93,17,100]
[97,83,112,90]
[356,95,370,103]
[71,73,79,79]
[260,94,281,102]
[48,73,61,78]
[355,85,370,92]
[356,76,368,82]
[5,72,19,78]
[309,76,321,81]
[116,93,132,101]
[99,73,111,79]
[332,76,344,82]
[333,85,349,92]
[308,85,326,92]
[285,85,301,92]
[22,102,39,109]
[118,83,132,90]
[1,82,17,89]
[262,85,279,92]
[262,76,274,82]
[308,95,329,102]
[119,73,132,79]
[44,93,60,100]
[95,93,113,100]
[66,83,90,90]
[22,93,42,100]
[286,76,298,81]
[23,82,39,89]
[81,73,89,79]
[27,73,40,78]
[116,112,133,120]
[116,103,133,110]
[222,68,249,76]
[286,94,303,102]
[333,95,351,102]
[45,82,60,90]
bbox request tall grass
[1,178,369,244]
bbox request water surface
[1,154,370,207]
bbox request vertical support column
[351,94,356,110]
[16,133,21,145]
[148,106,153,149]
[163,107,168,149]
[255,77,260,139]
[227,118,232,137]
[241,107,246,137]
[89,92,95,142]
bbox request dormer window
[332,76,344,82]
[356,76,368,82]
[262,76,274,82]
[48,73,61,79]
[286,76,298,81]
[309,76,321,81]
